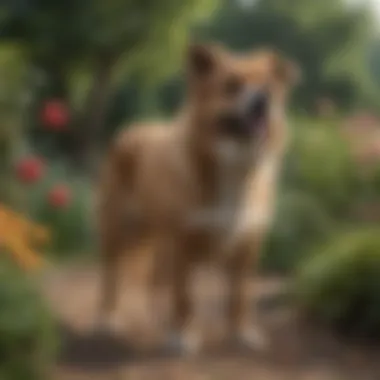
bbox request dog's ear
[273,53,302,86]
[279,59,302,86]
[267,50,302,86]
[187,43,219,77]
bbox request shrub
[263,118,375,274]
[0,258,58,379]
[295,228,380,340]
[27,164,94,258]
[290,121,363,217]
[262,189,335,273]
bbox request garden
[2,0,380,379]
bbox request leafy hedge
[295,229,380,340]
[263,189,335,273]
[290,120,364,217]
[0,258,58,379]
[262,117,380,273]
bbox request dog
[96,42,300,355]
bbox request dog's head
[185,43,300,158]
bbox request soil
[40,264,380,380]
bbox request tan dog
[96,43,300,354]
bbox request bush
[0,258,58,379]
[295,228,380,340]
[262,189,335,273]
[290,121,363,218]
[262,118,376,274]
[24,164,94,258]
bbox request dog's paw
[165,329,203,357]
[92,312,123,335]
[230,325,270,352]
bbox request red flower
[41,99,69,130]
[16,156,45,184]
[47,184,71,209]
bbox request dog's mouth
[246,92,268,131]
[218,95,269,141]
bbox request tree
[0,44,30,206]
[202,0,378,112]
[0,0,219,172]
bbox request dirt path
[41,264,380,380]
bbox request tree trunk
[76,53,115,178]
[0,132,11,204]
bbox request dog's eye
[224,76,243,97]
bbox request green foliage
[262,118,364,273]
[295,228,380,339]
[0,259,57,380]
[290,119,363,217]
[0,0,219,97]
[263,189,334,273]
[0,44,30,206]
[111,0,219,84]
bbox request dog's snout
[218,88,269,140]
[219,114,244,138]
[246,90,269,119]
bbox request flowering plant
[0,205,49,270]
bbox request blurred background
[2,0,380,378]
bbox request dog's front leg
[225,156,279,350]
[225,211,270,351]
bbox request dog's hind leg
[95,133,141,333]
[96,212,129,333]
[144,234,173,337]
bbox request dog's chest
[215,155,247,217]
[188,142,251,232]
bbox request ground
[40,264,380,380]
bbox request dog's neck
[175,107,255,207]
